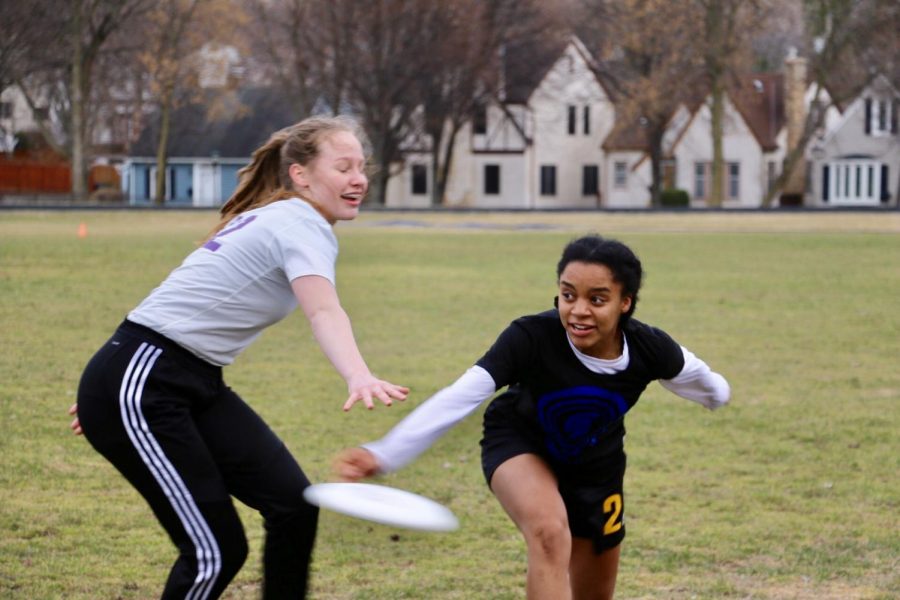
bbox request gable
[528,38,610,107]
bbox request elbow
[707,376,731,410]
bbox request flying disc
[303,482,459,532]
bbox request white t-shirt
[129,199,337,366]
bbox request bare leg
[490,454,573,600]
[570,538,620,600]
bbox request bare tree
[762,0,900,206]
[244,0,323,117]
[69,0,150,199]
[694,0,769,207]
[328,0,450,205]
[140,0,241,205]
[574,0,704,207]
[420,0,562,205]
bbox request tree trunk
[70,2,87,201]
[154,90,173,206]
[709,79,725,207]
[435,125,460,206]
[645,122,665,207]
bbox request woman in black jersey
[336,235,730,599]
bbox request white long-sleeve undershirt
[363,336,730,474]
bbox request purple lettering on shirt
[202,215,257,252]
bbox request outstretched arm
[292,274,408,411]
[335,365,497,479]
[659,346,730,410]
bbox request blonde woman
[70,116,407,599]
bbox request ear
[620,294,633,314]
[288,163,307,189]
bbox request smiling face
[289,130,368,224]
[557,260,633,359]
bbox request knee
[264,497,319,534]
[524,515,571,561]
[218,525,249,580]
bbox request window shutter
[864,99,872,135]
[892,100,898,134]
[881,164,889,203]
[822,165,829,202]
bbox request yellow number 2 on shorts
[602,493,623,535]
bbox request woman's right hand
[333,447,380,482]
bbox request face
[557,261,632,359]
[289,130,368,224]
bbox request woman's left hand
[343,374,409,411]
[68,403,83,435]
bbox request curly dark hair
[556,235,643,323]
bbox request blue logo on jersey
[536,386,629,462]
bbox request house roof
[130,87,300,159]
[603,72,786,154]
[729,72,785,152]
[502,37,569,104]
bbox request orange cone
[77,222,88,238]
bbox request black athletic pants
[77,320,318,599]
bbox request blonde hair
[207,115,367,238]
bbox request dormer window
[865,97,898,136]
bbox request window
[411,164,427,195]
[583,106,591,135]
[484,164,500,195]
[473,103,487,135]
[728,162,740,200]
[0,101,11,119]
[866,98,898,136]
[582,165,599,195]
[567,105,576,135]
[33,106,49,121]
[540,165,556,196]
[694,162,708,199]
[614,162,627,188]
[823,158,882,205]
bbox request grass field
[1,209,898,599]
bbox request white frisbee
[303,482,459,532]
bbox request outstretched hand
[333,447,380,482]
[68,403,83,435]
[343,374,408,411]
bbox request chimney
[781,47,807,205]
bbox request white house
[386,36,613,209]
[806,74,899,207]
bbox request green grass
[1,210,898,599]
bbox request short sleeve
[475,320,539,390]
[271,220,338,284]
[647,326,686,380]
[627,320,685,380]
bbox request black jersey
[476,309,684,470]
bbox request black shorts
[480,391,627,553]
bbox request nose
[572,297,591,315]
[350,169,367,187]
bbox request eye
[591,296,606,305]
[560,291,575,301]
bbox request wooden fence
[0,160,71,193]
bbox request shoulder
[260,200,336,245]
[500,309,562,341]
[624,319,684,377]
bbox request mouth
[568,323,595,337]
[341,192,364,206]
